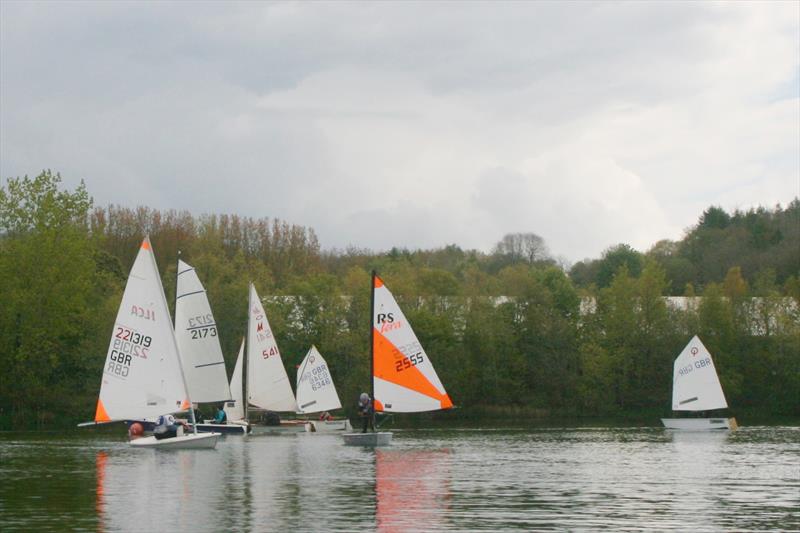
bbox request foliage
[1,173,798,427]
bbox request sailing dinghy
[661,335,738,430]
[241,284,304,433]
[296,346,352,432]
[222,338,249,429]
[174,259,248,434]
[343,272,453,446]
[87,237,219,449]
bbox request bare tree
[493,232,550,263]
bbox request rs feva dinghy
[343,272,453,446]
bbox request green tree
[0,171,117,427]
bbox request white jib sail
[175,259,232,403]
[246,284,297,412]
[671,335,728,411]
[295,346,342,414]
[372,276,453,413]
[95,237,189,422]
[224,338,246,421]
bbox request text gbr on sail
[678,357,712,377]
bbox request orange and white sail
[94,237,190,423]
[372,274,453,413]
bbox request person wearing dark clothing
[358,392,374,433]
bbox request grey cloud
[1,1,797,261]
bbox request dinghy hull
[195,422,250,435]
[342,432,392,446]
[305,419,353,433]
[130,432,220,449]
[661,417,737,430]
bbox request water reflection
[95,444,226,532]
[376,448,452,532]
[2,427,797,532]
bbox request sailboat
[241,283,304,432]
[174,258,248,434]
[343,272,454,446]
[223,338,246,425]
[296,345,352,432]
[85,237,219,449]
[661,335,738,430]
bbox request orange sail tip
[374,399,385,412]
[180,399,191,410]
[95,399,111,422]
[440,395,454,410]
[140,238,151,250]
[374,276,384,289]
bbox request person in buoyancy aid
[153,414,184,440]
[214,404,227,424]
[358,392,374,433]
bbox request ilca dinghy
[83,237,219,449]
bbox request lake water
[1,426,798,531]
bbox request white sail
[246,284,297,412]
[295,346,342,414]
[174,259,232,403]
[671,335,728,411]
[224,339,246,421]
[94,237,189,422]
[372,275,453,413]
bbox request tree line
[1,171,798,428]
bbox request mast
[149,239,196,434]
[175,250,198,434]
[370,270,376,431]
[244,283,251,422]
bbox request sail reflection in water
[3,427,794,532]
[376,449,452,532]
[95,447,228,532]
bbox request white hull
[130,432,220,449]
[661,417,737,431]
[342,432,393,446]
[305,419,353,433]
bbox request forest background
[1,171,798,429]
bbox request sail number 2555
[395,352,424,372]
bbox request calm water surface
[1,426,798,531]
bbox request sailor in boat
[358,393,374,433]
[153,414,187,440]
[214,404,227,424]
[319,411,333,422]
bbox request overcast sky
[1,1,798,262]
